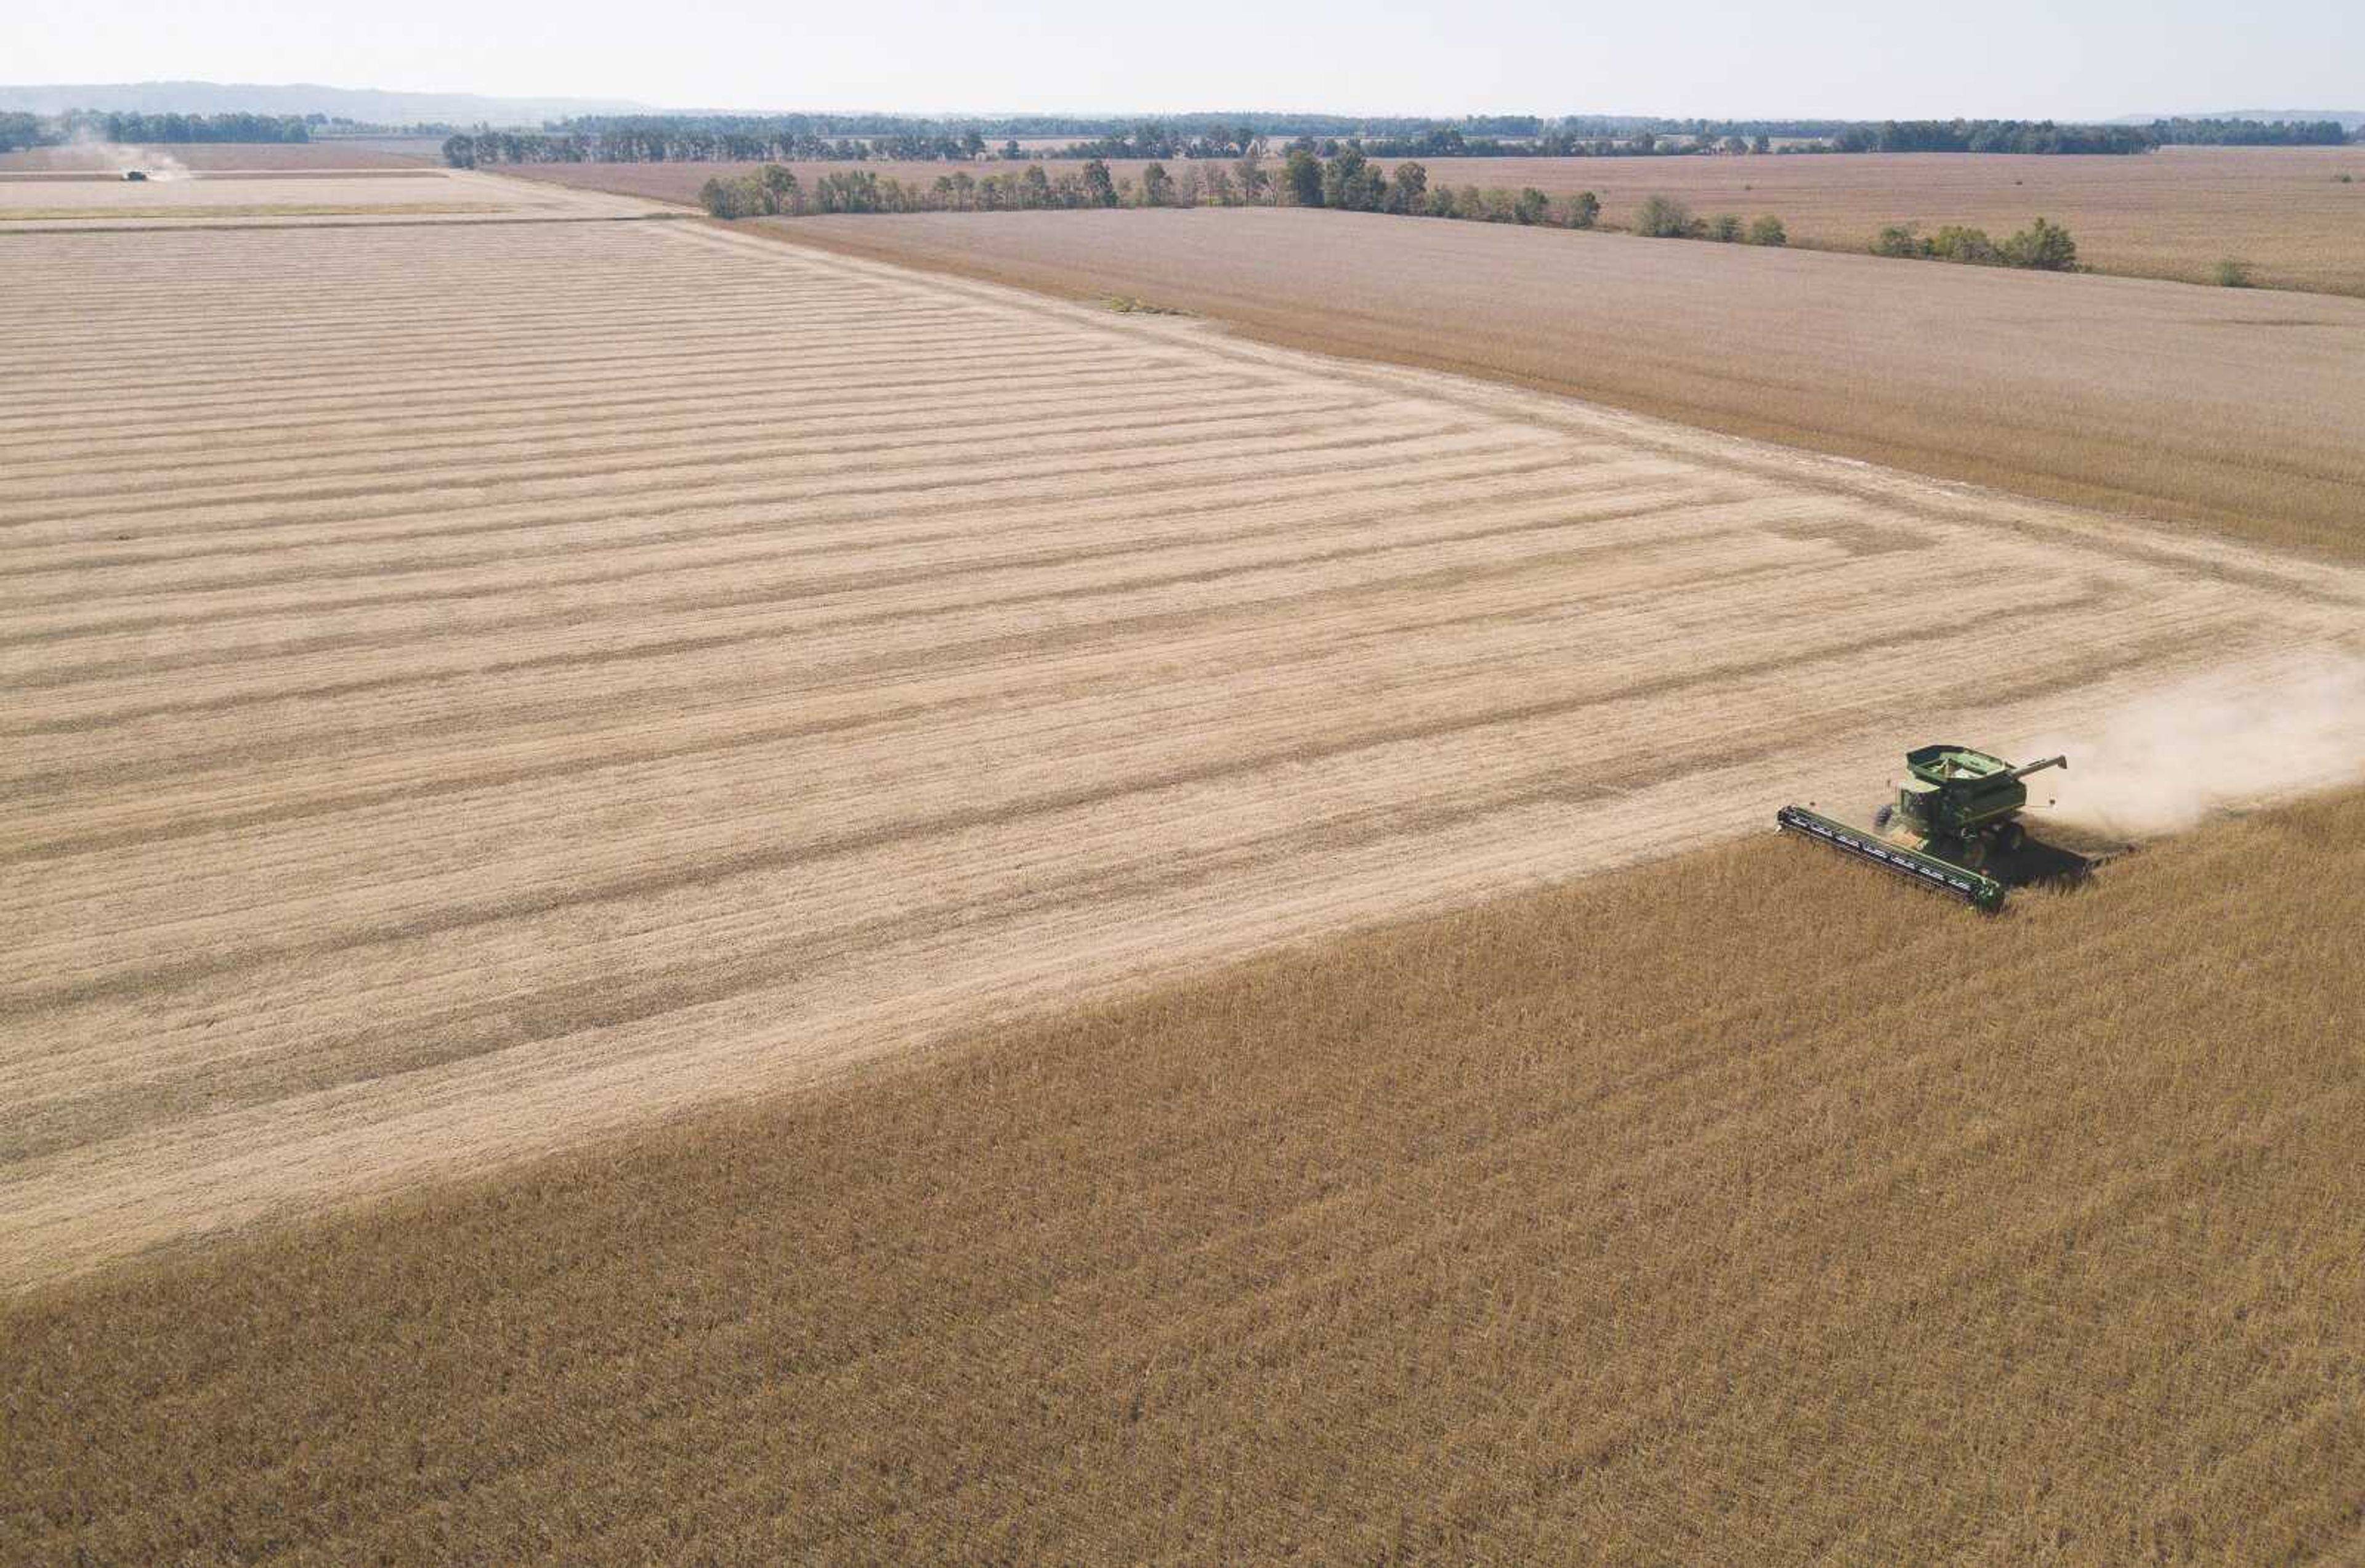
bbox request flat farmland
[6,214,2363,1288]
[1399,147,2365,295]
[777,207,2365,554]
[0,169,657,227]
[512,145,2365,294]
[10,789,2364,1559]
[0,140,436,172]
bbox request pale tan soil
[0,203,509,220]
[0,169,449,183]
[770,207,2365,555]
[5,216,2361,1287]
[0,142,434,172]
[513,145,2365,294]
[0,170,657,227]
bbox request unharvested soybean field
[7,790,2363,1561]
[6,214,2363,1291]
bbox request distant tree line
[0,108,469,150]
[443,129,891,167]
[694,147,1795,253]
[1871,217,2079,270]
[2146,117,2350,146]
[10,103,2356,165]
[700,158,1203,217]
[1045,124,1269,161]
[698,163,1105,217]
[1272,147,1595,225]
[2,110,315,148]
[577,111,1546,143]
[1625,195,1789,244]
[445,111,2359,171]
[58,111,312,144]
[1829,120,2151,154]
[1270,148,1789,242]
[305,115,464,137]
[570,109,2365,153]
[1296,128,1766,159]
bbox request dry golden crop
[774,206,2365,556]
[0,201,508,220]
[7,788,2362,1561]
[7,214,2358,1292]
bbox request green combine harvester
[1778,745,2068,911]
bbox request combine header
[1778,745,2068,911]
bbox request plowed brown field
[774,207,2365,554]
[512,143,2365,294]
[1398,145,2365,295]
[5,214,2361,1294]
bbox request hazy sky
[9,0,2359,119]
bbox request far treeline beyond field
[509,144,2365,296]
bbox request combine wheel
[1955,836,1988,871]
[1992,822,2026,855]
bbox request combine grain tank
[1777,746,2067,911]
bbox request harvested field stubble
[3,215,2361,1290]
[775,207,2365,555]
[0,171,655,228]
[0,141,435,172]
[0,201,509,221]
[6,790,2364,1561]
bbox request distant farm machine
[1778,745,2068,911]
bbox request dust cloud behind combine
[10,789,2365,1562]
[2027,652,2365,836]
[58,131,190,181]
[5,209,2363,1287]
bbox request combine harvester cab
[1777,745,2068,912]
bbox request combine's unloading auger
[1778,746,2068,913]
